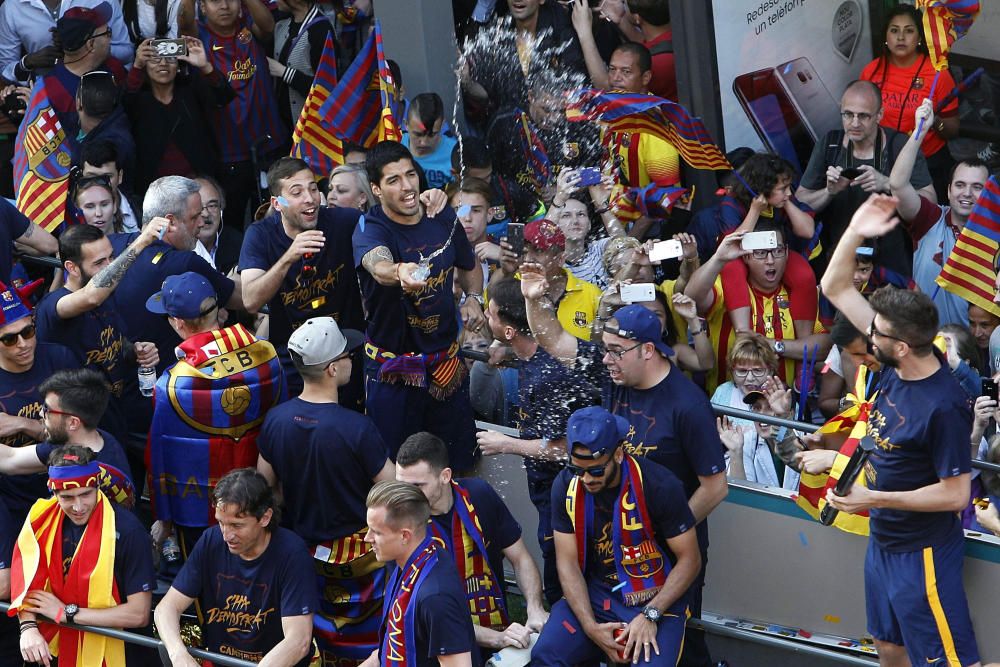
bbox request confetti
[562,620,576,634]
[603,599,611,611]
[798,532,808,547]
[612,581,627,592]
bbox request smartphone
[741,231,778,251]
[840,167,863,180]
[775,58,842,143]
[506,223,525,256]
[733,67,811,172]
[620,283,656,304]
[982,378,998,401]
[648,239,684,262]
[150,38,188,58]
[576,167,602,187]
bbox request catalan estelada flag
[317,19,400,149]
[795,365,876,537]
[935,175,1000,318]
[13,81,71,233]
[517,110,551,191]
[917,0,979,71]
[291,33,343,177]
[566,89,731,171]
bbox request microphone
[820,435,877,526]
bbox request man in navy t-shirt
[396,432,548,654]
[155,469,316,667]
[240,157,366,405]
[352,141,485,472]
[363,480,478,667]
[257,317,394,665]
[112,176,240,376]
[533,407,701,666]
[821,194,982,667]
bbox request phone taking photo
[619,283,655,304]
[576,167,602,187]
[982,378,998,401]
[150,38,188,58]
[506,223,525,256]
[741,231,778,251]
[648,240,684,262]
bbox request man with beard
[820,194,984,667]
[0,368,133,492]
[36,223,163,481]
[241,157,366,403]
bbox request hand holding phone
[505,223,525,256]
[840,167,862,180]
[150,38,188,58]
[648,239,684,262]
[576,167,602,187]
[741,231,778,251]
[619,283,655,304]
[982,378,998,401]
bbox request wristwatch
[466,293,484,307]
[773,340,786,356]
[63,603,79,624]
[642,606,662,624]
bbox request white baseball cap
[287,317,364,366]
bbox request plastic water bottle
[138,366,156,397]
[161,536,180,563]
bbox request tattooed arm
[361,245,427,291]
[54,218,169,319]
[13,221,58,256]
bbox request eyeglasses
[149,55,178,65]
[868,320,909,346]
[841,111,874,123]
[750,246,788,260]
[200,202,221,214]
[732,367,769,379]
[602,341,642,360]
[40,405,79,420]
[0,323,35,347]
[88,30,112,41]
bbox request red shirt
[644,29,677,101]
[860,55,957,157]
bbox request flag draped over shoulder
[13,82,71,233]
[917,0,979,71]
[517,110,551,191]
[795,365,876,537]
[291,33,343,177]
[316,19,400,149]
[566,89,731,171]
[935,175,1000,318]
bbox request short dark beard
[873,346,899,369]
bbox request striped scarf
[380,537,439,667]
[428,482,509,630]
[566,455,670,606]
[8,494,123,666]
[365,340,465,400]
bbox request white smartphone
[648,239,684,262]
[741,231,778,251]
[620,283,656,304]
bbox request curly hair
[729,153,798,208]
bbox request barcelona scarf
[566,89,730,171]
[380,537,440,667]
[517,110,552,191]
[148,325,285,527]
[566,455,669,607]
[365,340,466,400]
[316,20,400,149]
[13,80,71,234]
[312,528,387,663]
[935,175,1000,318]
[917,0,979,71]
[291,33,344,178]
[795,365,877,537]
[9,464,123,666]
[428,482,508,630]
[611,182,688,222]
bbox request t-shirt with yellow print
[555,269,602,341]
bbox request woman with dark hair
[122,0,179,43]
[860,3,958,200]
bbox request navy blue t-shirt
[432,478,521,598]
[257,398,389,545]
[110,240,235,375]
[352,205,476,354]
[383,545,480,667]
[866,365,972,551]
[171,526,317,667]
[61,503,156,597]
[551,456,694,585]
[0,198,30,285]
[35,430,134,486]
[0,342,79,520]
[35,288,148,439]
[239,209,367,343]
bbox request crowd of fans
[0,0,998,665]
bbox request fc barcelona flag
[13,81,71,233]
[935,175,1000,318]
[517,111,551,191]
[917,0,979,71]
[317,19,401,148]
[291,33,344,177]
[566,89,731,171]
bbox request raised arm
[177,0,197,37]
[888,98,933,221]
[683,233,747,315]
[521,262,580,363]
[245,0,276,40]
[570,0,609,90]
[359,245,428,291]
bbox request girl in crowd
[73,175,122,235]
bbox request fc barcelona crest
[574,311,587,328]
[620,541,664,579]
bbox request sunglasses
[0,323,35,347]
[566,461,613,477]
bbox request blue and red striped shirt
[198,16,284,163]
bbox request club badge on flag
[13,82,71,233]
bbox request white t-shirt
[565,237,611,290]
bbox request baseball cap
[606,304,674,358]
[566,406,630,458]
[524,219,565,251]
[287,317,364,366]
[742,389,767,406]
[146,272,218,318]
[0,280,32,326]
[56,2,113,52]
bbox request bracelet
[393,262,401,284]
[19,55,31,72]
[18,622,37,635]
[55,608,64,624]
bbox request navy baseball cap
[146,272,218,318]
[606,304,674,358]
[566,406,630,458]
[57,2,113,52]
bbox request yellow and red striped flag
[13,81,71,233]
[290,33,345,178]
[917,0,980,71]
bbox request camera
[2,92,25,116]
